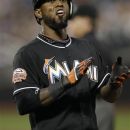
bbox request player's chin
[55,21,68,29]
[54,18,68,29]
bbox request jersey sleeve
[12,49,40,96]
[12,49,42,115]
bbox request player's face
[40,0,70,29]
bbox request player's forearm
[100,83,123,103]
[39,85,65,106]
[39,76,70,106]
[15,81,68,115]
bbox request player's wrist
[67,69,78,85]
[61,76,75,90]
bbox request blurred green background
[0,103,130,130]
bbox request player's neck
[42,25,68,41]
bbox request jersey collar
[37,34,72,48]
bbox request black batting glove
[67,57,93,85]
[109,57,130,88]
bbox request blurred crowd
[0,0,130,103]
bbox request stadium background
[0,0,130,130]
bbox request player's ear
[34,9,43,19]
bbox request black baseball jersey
[12,34,110,130]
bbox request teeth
[58,10,63,13]
[57,10,64,14]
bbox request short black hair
[32,0,45,9]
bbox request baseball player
[12,0,130,130]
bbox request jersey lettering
[43,59,98,84]
[49,61,67,84]
[87,65,98,82]
[62,61,70,75]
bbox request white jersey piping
[37,36,72,48]
[13,87,40,95]
[97,73,111,88]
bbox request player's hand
[67,57,93,84]
[110,57,130,88]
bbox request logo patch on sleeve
[12,68,27,84]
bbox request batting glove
[67,57,93,84]
[109,57,130,88]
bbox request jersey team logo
[12,68,27,84]
[43,56,55,74]
[43,58,98,84]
